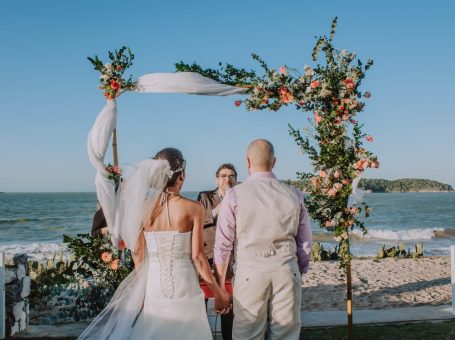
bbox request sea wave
[0,242,70,262]
[351,228,447,241]
[313,227,455,243]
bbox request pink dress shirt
[214,172,313,274]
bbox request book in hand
[200,280,233,299]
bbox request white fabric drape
[348,175,366,207]
[87,72,247,250]
[135,72,249,96]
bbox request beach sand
[302,257,451,311]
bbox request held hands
[214,288,232,315]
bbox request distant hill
[359,178,453,192]
[283,178,454,193]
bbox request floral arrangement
[105,163,122,183]
[29,234,133,321]
[175,18,379,267]
[88,46,135,99]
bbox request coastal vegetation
[284,178,453,193]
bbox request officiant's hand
[214,289,231,315]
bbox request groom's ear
[272,157,276,168]
[246,157,251,169]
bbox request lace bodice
[144,231,192,299]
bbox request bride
[79,147,231,339]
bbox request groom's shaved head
[247,139,275,170]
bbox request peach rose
[101,252,112,262]
[310,80,320,89]
[342,178,350,185]
[319,170,327,178]
[328,189,337,197]
[110,259,120,271]
[333,170,341,179]
[325,220,332,227]
[355,159,368,170]
[279,66,286,75]
[314,112,322,124]
[366,135,373,142]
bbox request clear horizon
[1,0,454,191]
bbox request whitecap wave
[351,227,445,241]
[0,242,70,262]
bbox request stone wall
[4,254,30,337]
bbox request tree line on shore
[283,178,454,193]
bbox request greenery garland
[175,17,379,267]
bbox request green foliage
[29,234,134,321]
[174,18,379,267]
[311,242,339,261]
[87,46,135,99]
[376,242,424,259]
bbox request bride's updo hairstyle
[153,148,186,187]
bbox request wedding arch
[87,18,378,339]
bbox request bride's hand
[214,289,231,315]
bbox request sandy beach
[302,257,451,311]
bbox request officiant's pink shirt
[214,172,313,274]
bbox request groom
[214,139,313,339]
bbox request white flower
[304,65,314,77]
[105,63,112,69]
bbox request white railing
[0,252,5,339]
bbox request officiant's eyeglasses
[218,174,236,179]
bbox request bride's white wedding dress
[130,230,212,339]
[79,220,213,340]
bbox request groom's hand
[214,289,231,315]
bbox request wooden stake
[112,128,119,166]
[346,238,353,340]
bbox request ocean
[1,192,454,260]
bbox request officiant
[197,163,237,340]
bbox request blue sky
[0,0,454,192]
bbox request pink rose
[366,135,373,142]
[342,178,350,185]
[333,170,341,179]
[319,170,327,178]
[115,65,122,71]
[325,220,332,227]
[234,100,242,107]
[370,161,379,168]
[328,189,337,197]
[342,79,355,90]
[314,112,322,124]
[310,80,320,89]
[279,66,286,75]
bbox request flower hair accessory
[166,160,186,179]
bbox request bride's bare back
[144,193,203,233]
